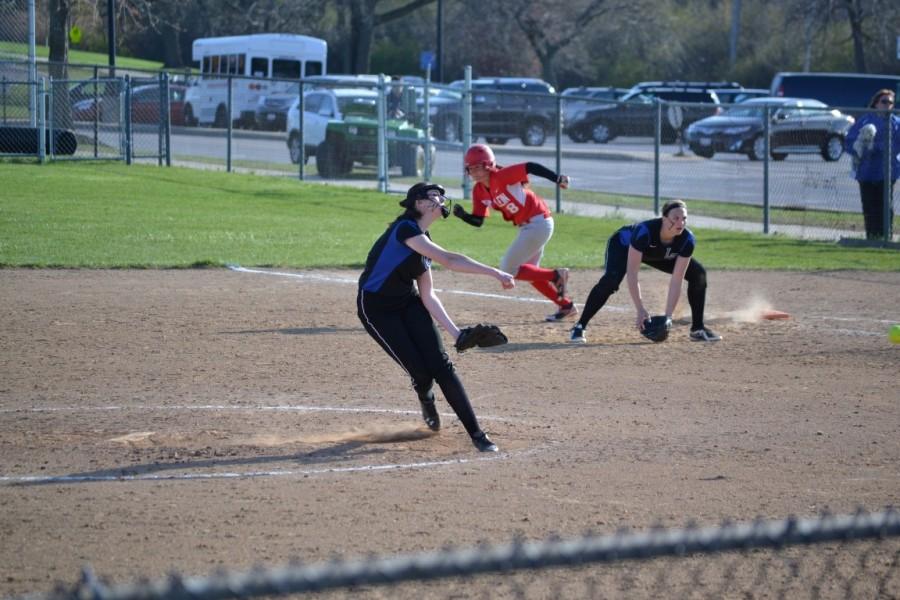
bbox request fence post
[37,78,45,163]
[163,72,172,167]
[297,80,305,181]
[226,75,233,173]
[125,74,133,165]
[47,76,54,158]
[1,77,6,123]
[92,75,99,158]
[423,66,432,181]
[555,91,562,213]
[377,73,388,193]
[883,108,893,242]
[653,98,660,214]
[462,65,472,200]
[763,105,770,234]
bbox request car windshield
[337,96,377,117]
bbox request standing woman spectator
[358,182,515,452]
[568,200,721,344]
[845,89,899,240]
[453,143,576,322]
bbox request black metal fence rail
[12,508,900,600]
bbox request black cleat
[420,400,441,431]
[471,432,499,452]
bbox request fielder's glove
[641,315,672,343]
[455,324,508,353]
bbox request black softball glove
[455,324,508,353]
[641,315,672,343]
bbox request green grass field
[1,162,898,270]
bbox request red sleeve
[494,163,529,187]
[471,183,491,218]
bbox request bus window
[273,59,301,80]
[251,57,268,78]
[210,55,220,74]
[306,61,323,77]
[237,54,246,75]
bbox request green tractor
[316,117,429,179]
[314,93,432,179]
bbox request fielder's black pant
[576,237,709,332]
[858,180,895,240]
[357,290,482,437]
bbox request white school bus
[183,33,327,128]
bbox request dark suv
[564,85,722,144]
[448,77,557,146]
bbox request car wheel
[748,135,766,161]
[288,132,302,165]
[590,122,613,144]
[316,141,335,178]
[691,145,714,159]
[821,134,843,161]
[521,120,547,146]
[184,104,197,127]
[568,129,587,143]
[213,104,228,129]
[401,144,426,177]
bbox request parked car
[712,88,769,106]
[564,85,721,144]
[770,72,900,113]
[561,86,628,141]
[285,87,430,178]
[628,80,742,94]
[684,97,854,161]
[71,83,187,125]
[448,77,557,146]
[255,75,379,131]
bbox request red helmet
[464,144,496,170]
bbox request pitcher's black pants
[357,290,482,436]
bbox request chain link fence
[1,7,898,245]
[10,509,899,600]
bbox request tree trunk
[350,0,377,74]
[48,0,72,129]
[842,0,867,72]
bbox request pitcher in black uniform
[569,200,721,344]
[358,182,515,452]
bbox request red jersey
[471,163,551,226]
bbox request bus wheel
[184,104,198,127]
[213,105,228,129]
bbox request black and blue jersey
[358,218,431,308]
[615,218,695,262]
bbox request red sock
[514,264,556,282]
[531,280,569,306]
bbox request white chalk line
[228,264,597,307]
[228,266,897,334]
[0,448,544,486]
[0,403,515,423]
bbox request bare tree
[837,0,868,71]
[496,0,628,86]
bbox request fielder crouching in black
[357,183,515,452]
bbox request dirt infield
[1,268,899,597]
